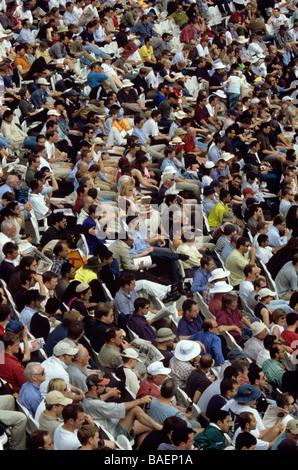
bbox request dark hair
[220,378,237,396]
[45,297,61,315]
[134,297,150,312]
[62,403,84,423]
[119,272,136,287]
[2,241,18,256]
[209,409,230,424]
[162,416,188,434]
[235,432,257,450]
[94,302,113,320]
[160,377,176,399]
[171,427,194,447]
[60,262,75,277]
[26,430,51,450]
[0,304,11,322]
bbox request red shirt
[0,353,27,392]
[281,330,298,350]
[216,307,244,337]
[136,378,161,400]
[183,133,196,154]
[0,324,4,335]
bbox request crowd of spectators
[0,0,297,453]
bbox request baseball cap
[286,419,298,435]
[243,187,256,195]
[45,391,73,406]
[147,361,171,376]
[121,348,141,361]
[86,373,110,388]
[47,110,61,116]
[53,340,79,357]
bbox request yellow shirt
[208,201,229,228]
[139,45,153,62]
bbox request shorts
[113,421,136,442]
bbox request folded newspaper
[262,404,292,428]
[145,306,175,323]
[130,338,165,380]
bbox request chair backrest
[16,400,40,434]
[175,386,191,408]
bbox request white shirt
[222,399,266,432]
[28,192,49,221]
[0,232,11,262]
[239,280,253,302]
[271,14,288,29]
[256,245,273,264]
[40,356,71,397]
[142,118,159,137]
[53,423,81,450]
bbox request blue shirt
[188,331,225,366]
[132,126,149,146]
[191,268,212,294]
[129,230,150,258]
[113,287,139,316]
[268,225,288,248]
[17,381,43,417]
[44,323,68,357]
[221,243,235,264]
[131,21,152,42]
[19,306,37,329]
[30,88,49,108]
[87,71,109,89]
[177,314,203,338]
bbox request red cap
[243,187,256,195]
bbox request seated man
[188,319,225,367]
[82,373,162,447]
[127,297,157,345]
[216,292,252,344]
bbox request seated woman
[254,288,276,329]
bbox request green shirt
[170,11,188,27]
[194,424,226,450]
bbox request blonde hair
[47,378,67,393]
[272,308,286,324]
[118,182,134,198]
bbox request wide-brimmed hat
[83,256,106,269]
[174,340,201,361]
[120,42,138,56]
[233,384,262,403]
[214,61,225,69]
[147,361,171,376]
[175,128,187,136]
[221,211,235,222]
[251,321,268,336]
[237,36,248,44]
[210,281,233,294]
[213,90,227,99]
[121,79,134,88]
[156,328,176,343]
[209,268,231,282]
[169,136,184,145]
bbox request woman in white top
[225,63,244,110]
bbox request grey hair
[6,174,18,185]
[1,219,16,233]
[24,362,43,381]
